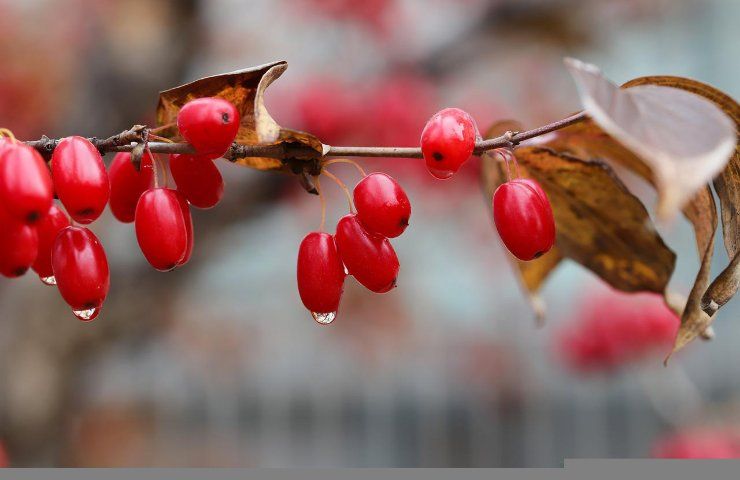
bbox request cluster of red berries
[555,288,679,373]
[296,107,557,323]
[0,97,238,320]
[297,172,410,324]
[420,107,556,262]
[652,427,740,459]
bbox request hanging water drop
[72,307,99,321]
[40,275,57,286]
[311,311,336,325]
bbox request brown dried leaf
[543,118,719,356]
[157,61,323,171]
[482,130,676,318]
[565,58,735,220]
[620,76,740,318]
[548,75,739,354]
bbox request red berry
[108,152,154,223]
[52,226,110,317]
[177,98,240,159]
[297,232,346,317]
[353,172,411,238]
[420,108,478,179]
[0,142,53,224]
[32,204,70,279]
[0,206,38,277]
[51,136,110,224]
[335,214,399,293]
[135,188,191,271]
[169,154,224,209]
[493,178,555,261]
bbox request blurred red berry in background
[652,427,740,459]
[555,285,679,373]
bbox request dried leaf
[482,132,676,315]
[543,74,739,355]
[619,76,740,317]
[157,61,323,171]
[564,58,735,220]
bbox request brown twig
[20,111,588,162]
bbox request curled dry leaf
[541,118,719,357]
[619,77,740,319]
[481,121,676,321]
[157,61,324,172]
[564,58,735,220]
[545,75,738,356]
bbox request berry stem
[322,158,367,177]
[314,175,327,231]
[321,169,354,213]
[0,128,17,142]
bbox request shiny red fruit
[51,136,110,224]
[108,152,154,223]
[297,232,346,314]
[52,226,110,312]
[177,97,240,159]
[31,204,70,279]
[493,178,555,261]
[335,214,399,293]
[353,172,411,238]
[135,188,191,271]
[420,108,478,179]
[169,154,224,209]
[0,206,38,277]
[0,142,53,224]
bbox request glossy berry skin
[177,98,240,159]
[353,173,411,238]
[52,136,110,224]
[32,204,70,278]
[493,178,555,261]
[0,142,53,224]
[135,188,191,271]
[52,226,110,312]
[335,214,399,293]
[297,232,346,314]
[108,152,154,223]
[420,108,477,179]
[169,154,224,209]
[0,206,39,277]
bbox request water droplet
[311,311,336,325]
[344,266,349,275]
[73,307,99,322]
[40,275,56,286]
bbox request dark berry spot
[77,208,95,217]
[390,277,397,289]
[433,152,444,161]
[83,301,97,309]
[221,112,230,123]
[26,211,40,224]
[13,266,29,277]
[533,251,544,259]
[399,217,409,227]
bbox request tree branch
[21,111,587,162]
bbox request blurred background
[0,0,739,467]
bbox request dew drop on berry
[72,307,99,322]
[40,275,56,286]
[312,311,336,325]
